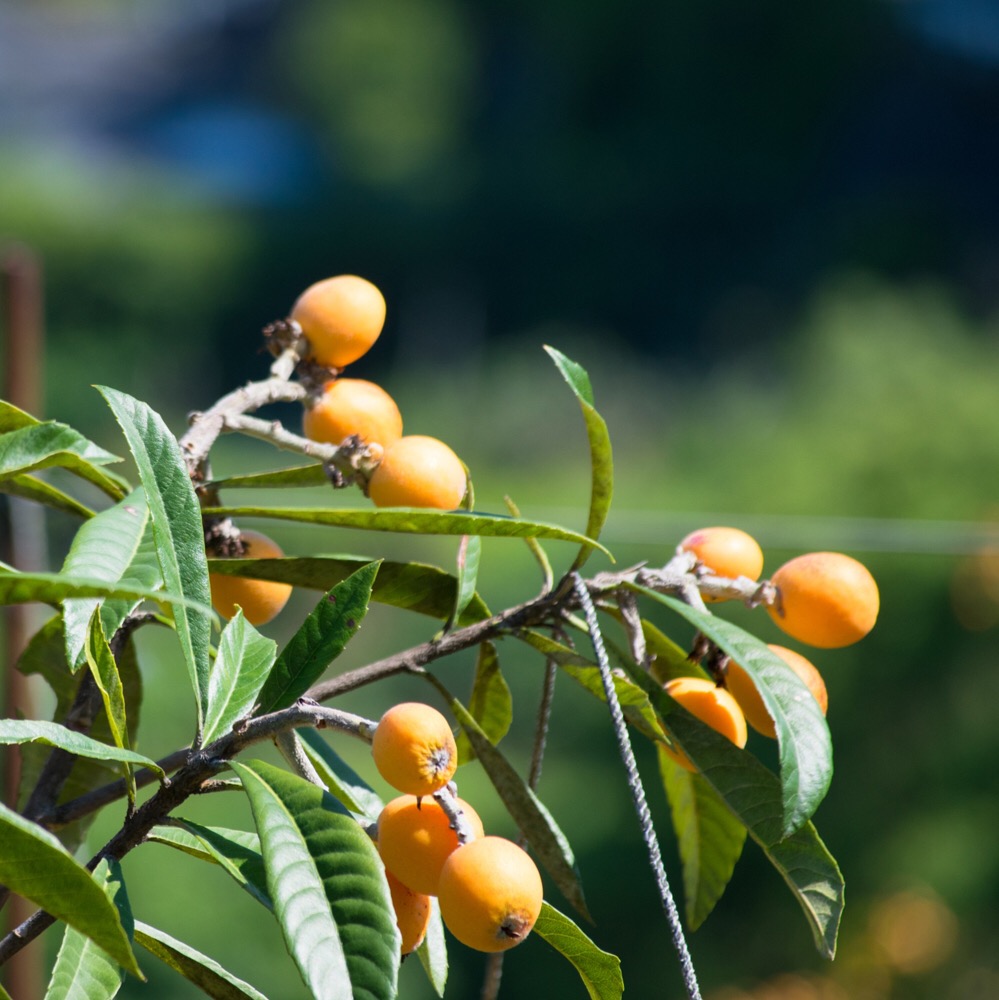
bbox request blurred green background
[3,0,999,997]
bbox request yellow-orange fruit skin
[768,552,879,648]
[385,870,431,955]
[438,837,543,953]
[680,526,764,602]
[726,645,828,739]
[371,702,458,797]
[662,676,748,772]
[368,435,467,510]
[209,530,292,626]
[302,378,403,449]
[378,795,485,896]
[290,274,386,368]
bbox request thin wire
[571,573,702,1000]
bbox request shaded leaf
[0,800,141,977]
[455,642,512,765]
[636,588,832,836]
[98,386,213,734]
[1,474,95,519]
[0,570,201,612]
[533,902,623,1000]
[658,748,747,930]
[544,346,614,572]
[255,562,378,715]
[232,760,400,1000]
[133,921,268,999]
[202,612,277,745]
[207,555,489,626]
[204,505,610,556]
[297,728,384,824]
[44,859,133,1000]
[415,897,448,997]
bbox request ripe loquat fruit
[767,552,879,648]
[725,644,828,739]
[385,869,431,955]
[290,274,386,369]
[662,676,748,772]
[378,794,485,896]
[371,702,458,797]
[367,435,467,510]
[680,526,764,601]
[209,529,292,627]
[437,836,543,953]
[302,378,403,450]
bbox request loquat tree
[0,274,878,999]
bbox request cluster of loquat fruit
[661,526,880,769]
[209,274,468,629]
[369,702,543,957]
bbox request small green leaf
[0,571,201,612]
[455,642,512,765]
[1,474,95,518]
[202,612,277,745]
[544,346,614,571]
[44,859,134,1000]
[415,897,448,997]
[134,921,268,999]
[207,554,490,625]
[297,728,384,823]
[0,720,163,779]
[659,747,747,930]
[636,588,832,836]
[0,801,142,977]
[432,682,590,921]
[62,489,150,671]
[204,505,611,557]
[255,562,378,715]
[447,533,482,632]
[232,760,400,1000]
[533,902,623,1000]
[207,463,329,489]
[98,386,213,735]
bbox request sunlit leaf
[98,387,213,735]
[202,612,277,746]
[207,555,489,625]
[206,464,328,490]
[659,748,747,930]
[0,571,201,612]
[232,760,400,1000]
[533,902,623,1000]
[1,474,95,519]
[415,897,447,997]
[0,801,141,977]
[455,642,512,765]
[255,562,378,714]
[133,921,268,999]
[544,346,614,572]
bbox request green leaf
[0,720,164,779]
[202,612,277,745]
[447,534,482,632]
[255,562,378,714]
[415,897,448,997]
[44,859,134,1000]
[84,610,135,803]
[206,463,329,490]
[62,489,151,671]
[133,921,268,999]
[207,555,490,626]
[148,822,270,910]
[432,682,590,922]
[232,760,400,1000]
[297,728,384,824]
[1,474,95,518]
[636,588,832,836]
[98,387,213,734]
[642,679,844,957]
[204,505,610,557]
[544,346,614,571]
[455,642,512,765]
[533,902,623,1000]
[0,801,142,977]
[658,748,747,930]
[0,570,201,612]
[0,420,125,499]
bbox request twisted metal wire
[571,573,702,1000]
